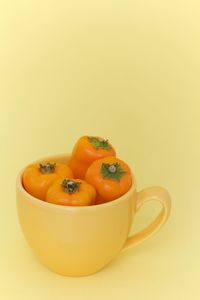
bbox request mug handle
[123,186,171,249]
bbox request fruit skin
[85,156,132,203]
[68,136,116,179]
[46,178,96,206]
[22,163,73,201]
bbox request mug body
[16,154,136,276]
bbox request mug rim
[16,153,136,212]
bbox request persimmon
[22,162,73,201]
[46,178,96,206]
[68,136,116,179]
[85,156,132,203]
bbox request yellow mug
[16,154,171,276]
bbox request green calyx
[61,179,81,194]
[39,163,56,174]
[88,136,111,150]
[101,163,126,182]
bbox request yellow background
[0,0,200,299]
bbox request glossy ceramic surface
[16,154,171,276]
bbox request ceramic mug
[16,154,171,276]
